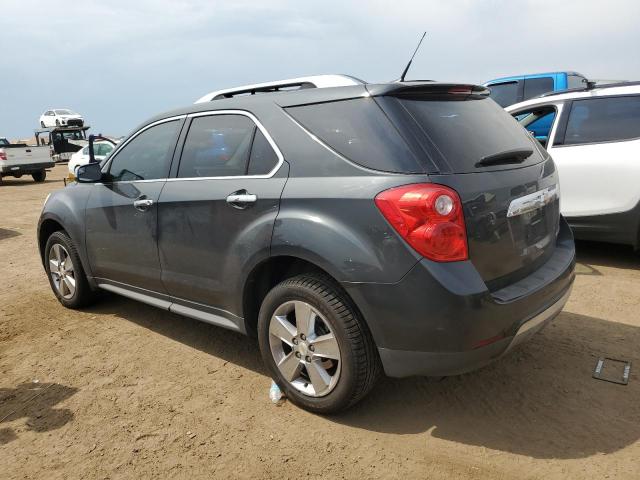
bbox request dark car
[38,78,575,413]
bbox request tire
[44,231,96,309]
[40,121,45,128]
[32,170,46,182]
[258,274,380,413]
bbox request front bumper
[344,217,576,378]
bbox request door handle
[226,191,257,209]
[133,197,154,212]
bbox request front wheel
[32,170,46,182]
[44,231,96,308]
[258,274,380,413]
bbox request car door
[85,117,184,293]
[157,111,287,319]
[548,95,640,218]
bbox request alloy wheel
[49,244,76,299]
[268,300,341,397]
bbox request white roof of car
[194,74,364,103]
[506,83,640,112]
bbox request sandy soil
[1,165,639,479]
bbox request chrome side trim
[164,109,284,181]
[507,185,558,218]
[169,304,241,332]
[98,283,172,310]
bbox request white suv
[507,82,640,249]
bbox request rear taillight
[0,150,7,161]
[375,183,468,262]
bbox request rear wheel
[258,274,380,413]
[44,231,96,308]
[32,170,46,182]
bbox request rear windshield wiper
[475,148,533,168]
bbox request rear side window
[523,77,554,100]
[247,129,279,175]
[397,97,539,173]
[488,82,520,107]
[108,120,180,182]
[564,96,640,145]
[179,115,255,178]
[286,98,423,173]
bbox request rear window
[286,98,423,173]
[488,82,520,107]
[563,96,640,144]
[524,77,554,100]
[395,97,540,173]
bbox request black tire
[40,121,45,128]
[44,231,96,309]
[32,170,46,182]
[258,274,380,413]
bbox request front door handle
[226,191,257,209]
[133,197,154,212]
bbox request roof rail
[194,74,365,103]
[537,80,640,99]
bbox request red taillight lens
[375,183,468,262]
[0,150,7,161]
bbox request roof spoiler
[367,82,490,99]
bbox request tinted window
[564,96,640,145]
[397,97,539,173]
[567,74,586,89]
[248,129,279,175]
[523,77,554,100]
[488,82,519,107]
[286,98,422,173]
[108,120,179,182]
[178,115,255,178]
[95,143,114,156]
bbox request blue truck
[483,71,588,107]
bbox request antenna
[399,31,427,82]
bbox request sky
[1,0,639,139]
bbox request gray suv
[38,80,576,413]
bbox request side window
[108,120,180,182]
[512,107,557,147]
[564,96,640,145]
[96,143,114,156]
[523,77,554,100]
[178,115,255,178]
[488,82,520,107]
[247,129,279,175]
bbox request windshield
[55,109,75,115]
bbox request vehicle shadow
[0,178,59,187]
[575,240,639,272]
[331,311,639,459]
[0,228,22,241]
[0,381,77,445]
[92,295,639,460]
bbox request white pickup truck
[0,137,55,183]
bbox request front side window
[564,96,640,145]
[488,82,520,107]
[108,120,180,182]
[523,77,554,100]
[178,115,256,178]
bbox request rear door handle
[133,197,154,211]
[226,191,257,209]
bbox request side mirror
[76,162,103,183]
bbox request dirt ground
[1,165,639,479]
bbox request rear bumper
[0,162,55,175]
[344,216,576,378]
